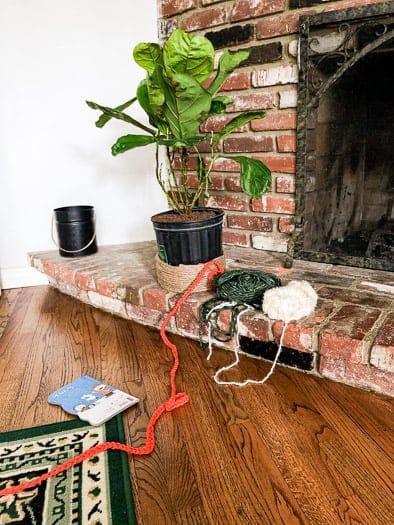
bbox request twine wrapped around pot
[155,254,226,293]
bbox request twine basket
[155,254,226,293]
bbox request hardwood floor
[0,286,393,524]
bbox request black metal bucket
[151,207,224,266]
[53,205,97,257]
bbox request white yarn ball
[262,280,317,322]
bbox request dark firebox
[287,2,394,271]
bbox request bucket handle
[51,215,97,254]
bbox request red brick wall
[157,0,389,253]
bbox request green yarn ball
[213,269,281,306]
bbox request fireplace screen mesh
[287,2,394,271]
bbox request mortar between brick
[361,311,391,365]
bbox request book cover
[48,375,139,426]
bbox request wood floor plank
[0,286,38,371]
[0,287,392,525]
[202,346,393,524]
[0,288,23,338]
[301,374,394,456]
[178,339,309,524]
[126,322,207,524]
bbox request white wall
[0,0,166,287]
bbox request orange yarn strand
[0,259,225,497]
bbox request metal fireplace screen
[286,2,394,271]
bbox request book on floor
[48,375,139,426]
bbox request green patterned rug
[0,416,136,524]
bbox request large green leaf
[136,80,167,133]
[133,42,162,74]
[163,29,214,83]
[207,49,250,96]
[94,98,137,128]
[136,80,153,115]
[137,77,165,119]
[157,135,208,147]
[111,134,156,156]
[213,110,267,144]
[208,95,233,116]
[163,72,212,139]
[86,100,156,135]
[224,156,271,198]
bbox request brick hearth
[30,242,393,397]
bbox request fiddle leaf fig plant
[87,29,271,216]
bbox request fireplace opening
[287,3,394,271]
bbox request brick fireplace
[159,0,394,260]
[288,3,394,271]
[28,0,393,398]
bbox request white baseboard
[0,266,49,289]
